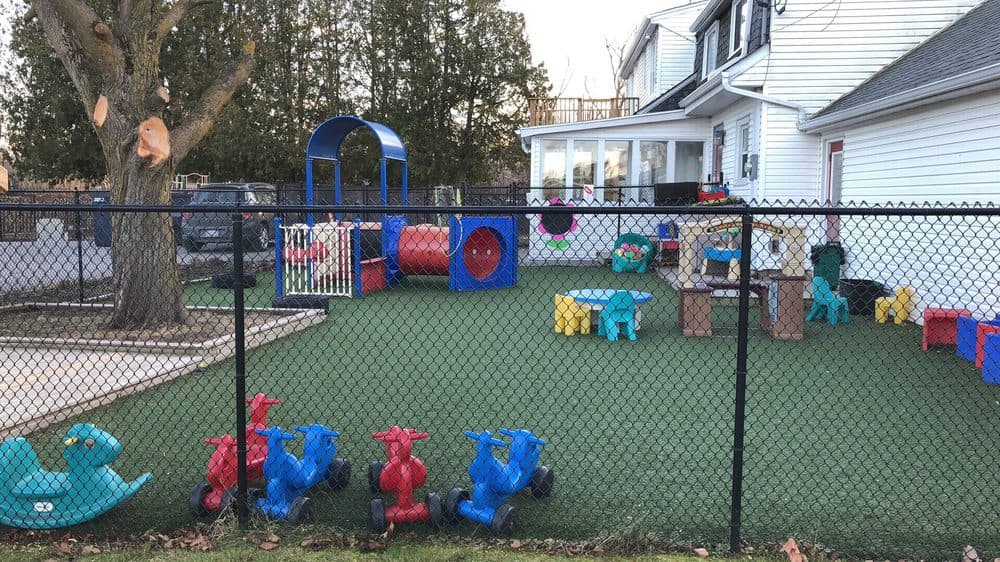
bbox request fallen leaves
[144,529,216,552]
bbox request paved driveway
[0,236,271,294]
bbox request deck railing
[527,97,639,126]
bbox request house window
[730,0,749,56]
[639,141,668,203]
[675,141,705,182]
[711,124,725,183]
[572,141,597,200]
[736,118,751,180]
[648,30,658,93]
[603,140,631,202]
[541,140,567,201]
[702,21,720,78]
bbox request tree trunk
[109,154,186,328]
[27,0,255,330]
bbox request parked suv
[180,183,276,252]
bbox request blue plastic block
[448,216,517,292]
[956,316,979,362]
[983,333,1000,385]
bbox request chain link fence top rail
[0,199,997,560]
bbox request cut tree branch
[170,41,255,162]
[155,0,215,45]
[30,0,125,81]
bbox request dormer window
[702,21,720,78]
[730,0,749,56]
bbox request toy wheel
[444,487,470,523]
[246,486,264,508]
[369,498,387,534]
[368,461,384,493]
[188,482,212,517]
[490,503,517,534]
[528,466,555,499]
[288,496,314,524]
[218,486,237,514]
[327,458,351,491]
[426,492,443,529]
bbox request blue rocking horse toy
[0,423,152,529]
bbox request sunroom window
[541,140,567,201]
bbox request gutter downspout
[721,71,808,124]
[520,136,530,154]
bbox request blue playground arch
[304,115,409,223]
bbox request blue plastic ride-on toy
[251,424,350,522]
[444,428,553,533]
[0,423,152,529]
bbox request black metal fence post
[73,188,84,303]
[728,205,754,553]
[231,207,249,530]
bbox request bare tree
[24,1,255,328]
[605,36,627,111]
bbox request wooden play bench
[676,276,806,340]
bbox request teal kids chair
[598,291,637,341]
[806,277,849,325]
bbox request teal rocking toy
[0,423,152,529]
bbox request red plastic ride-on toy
[367,426,443,533]
[189,393,281,517]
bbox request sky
[501,0,674,98]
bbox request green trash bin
[810,241,845,290]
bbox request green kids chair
[806,277,849,325]
[598,291,637,341]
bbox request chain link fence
[0,198,997,559]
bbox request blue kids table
[565,289,653,330]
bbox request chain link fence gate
[0,199,996,560]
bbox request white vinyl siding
[758,0,980,201]
[622,2,707,108]
[811,90,1000,327]
[710,98,761,199]
[833,89,1000,204]
[653,4,706,96]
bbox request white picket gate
[280,222,353,298]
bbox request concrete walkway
[0,347,202,439]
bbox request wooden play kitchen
[675,217,808,287]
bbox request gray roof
[813,0,1000,118]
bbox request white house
[520,0,995,204]
[517,0,999,317]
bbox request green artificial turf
[18,266,999,560]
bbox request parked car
[180,183,276,252]
[170,190,194,245]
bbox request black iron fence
[0,200,997,560]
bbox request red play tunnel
[398,225,450,276]
[396,224,502,280]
